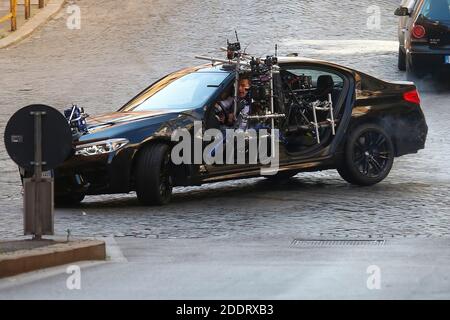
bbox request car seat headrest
[316,75,334,96]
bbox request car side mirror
[394,6,410,16]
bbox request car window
[122,71,229,111]
[283,68,344,89]
[420,0,450,22]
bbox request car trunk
[421,19,450,48]
[416,0,450,48]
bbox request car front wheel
[337,124,394,186]
[135,143,173,205]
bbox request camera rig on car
[64,104,89,139]
[195,33,286,154]
[195,35,337,146]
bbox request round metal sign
[4,104,73,172]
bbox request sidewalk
[1,235,449,299]
[0,0,65,48]
[0,237,105,278]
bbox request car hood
[78,108,195,143]
[86,110,174,132]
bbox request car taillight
[412,25,426,39]
[403,89,421,105]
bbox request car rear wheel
[398,47,406,71]
[135,143,173,205]
[55,193,85,207]
[406,53,426,79]
[337,124,394,186]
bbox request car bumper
[54,146,136,196]
[393,107,428,157]
[409,44,450,70]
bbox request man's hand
[216,113,225,123]
[226,113,236,125]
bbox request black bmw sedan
[52,57,428,206]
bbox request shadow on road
[66,175,431,210]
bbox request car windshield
[121,70,229,112]
[420,0,450,23]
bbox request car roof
[277,56,342,66]
[277,56,325,63]
[194,56,351,73]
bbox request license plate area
[429,38,442,46]
[428,32,449,47]
[42,170,54,178]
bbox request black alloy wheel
[337,124,394,186]
[135,143,173,205]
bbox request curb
[0,0,66,49]
[0,239,106,278]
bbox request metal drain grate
[291,239,386,247]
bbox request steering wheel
[214,101,229,124]
[300,93,318,103]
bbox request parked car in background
[395,0,450,77]
[396,0,417,70]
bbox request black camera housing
[226,41,241,59]
[227,41,241,52]
[249,57,273,103]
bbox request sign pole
[31,111,45,240]
[5,105,72,240]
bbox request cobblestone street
[0,0,449,242]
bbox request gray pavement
[1,236,449,299]
[0,0,449,299]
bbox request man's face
[238,79,251,98]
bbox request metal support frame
[328,93,336,136]
[0,0,17,31]
[233,55,240,116]
[195,47,285,147]
[0,0,45,31]
[269,67,276,157]
[25,0,30,19]
[311,101,321,144]
[196,44,340,152]
[27,111,53,240]
[310,95,337,144]
[10,0,16,30]
[31,111,44,239]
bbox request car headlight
[75,138,129,156]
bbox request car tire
[55,193,85,207]
[406,53,425,79]
[337,123,394,186]
[398,47,406,71]
[264,171,298,182]
[135,143,173,205]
